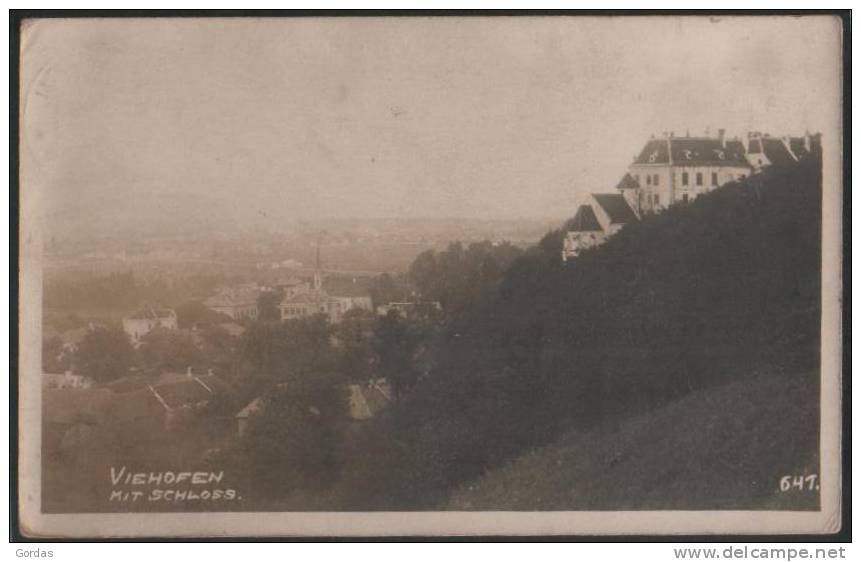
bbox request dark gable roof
[615,173,640,190]
[788,138,807,158]
[760,138,796,168]
[565,205,602,232]
[634,139,670,165]
[747,138,763,154]
[634,137,747,167]
[592,194,638,225]
[155,379,213,409]
[669,138,748,166]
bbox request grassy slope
[448,373,819,511]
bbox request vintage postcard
[16,14,845,537]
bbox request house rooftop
[205,286,262,308]
[126,307,176,321]
[565,205,603,232]
[348,380,392,421]
[236,396,266,419]
[592,193,639,225]
[615,173,640,191]
[633,136,747,167]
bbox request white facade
[626,132,752,214]
[629,163,751,212]
[122,308,178,343]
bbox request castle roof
[748,135,820,167]
[592,193,638,225]
[565,205,603,232]
[633,137,747,167]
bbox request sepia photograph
[15,13,846,538]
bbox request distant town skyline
[22,16,841,239]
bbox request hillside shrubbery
[332,154,822,509]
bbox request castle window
[653,174,660,186]
[712,172,718,185]
[696,172,703,186]
[682,172,689,186]
[646,175,652,186]
[682,193,689,203]
[654,194,660,206]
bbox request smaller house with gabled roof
[562,192,639,262]
[348,379,393,421]
[204,284,262,321]
[122,306,178,344]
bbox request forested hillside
[329,152,822,510]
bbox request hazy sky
[21,16,842,229]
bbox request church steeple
[313,233,323,291]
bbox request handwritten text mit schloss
[109,466,241,503]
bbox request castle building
[625,130,751,214]
[563,129,822,263]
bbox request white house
[122,306,178,343]
[562,193,639,262]
[43,371,93,390]
[279,271,372,325]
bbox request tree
[239,373,347,498]
[369,272,410,307]
[137,329,203,372]
[407,241,524,312]
[74,327,134,383]
[374,311,418,402]
[173,300,231,329]
[256,290,282,322]
[241,315,335,383]
[334,308,377,382]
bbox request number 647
[779,474,819,492]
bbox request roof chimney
[804,130,812,152]
[718,128,726,147]
[186,366,193,378]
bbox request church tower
[313,234,323,291]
